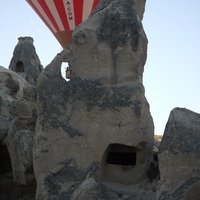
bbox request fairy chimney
[34,0,155,199]
[9,36,43,86]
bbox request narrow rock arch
[98,144,138,184]
[61,62,70,82]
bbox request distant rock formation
[34,0,154,199]
[0,66,36,200]
[9,36,43,86]
[157,108,200,200]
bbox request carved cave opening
[0,143,37,199]
[107,151,136,165]
[98,144,138,184]
[106,144,137,166]
[16,61,24,72]
[0,144,12,175]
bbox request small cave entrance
[0,144,12,175]
[106,145,136,166]
[98,144,138,184]
[16,61,24,72]
[0,143,36,199]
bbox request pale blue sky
[0,0,200,135]
[143,0,200,134]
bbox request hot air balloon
[26,0,99,48]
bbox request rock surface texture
[2,1,200,200]
[35,0,155,199]
[9,37,43,86]
[0,66,37,199]
[157,108,200,200]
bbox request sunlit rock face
[0,66,37,199]
[156,108,200,200]
[34,0,154,199]
[9,36,43,87]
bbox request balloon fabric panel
[26,0,99,48]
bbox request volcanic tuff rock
[2,1,200,200]
[157,108,200,200]
[34,0,155,199]
[0,66,36,199]
[92,0,146,21]
[9,37,43,87]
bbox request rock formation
[0,66,37,200]
[9,36,43,86]
[2,1,200,200]
[34,0,155,199]
[157,108,200,200]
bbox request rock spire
[9,36,43,86]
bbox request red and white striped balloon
[26,0,99,48]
